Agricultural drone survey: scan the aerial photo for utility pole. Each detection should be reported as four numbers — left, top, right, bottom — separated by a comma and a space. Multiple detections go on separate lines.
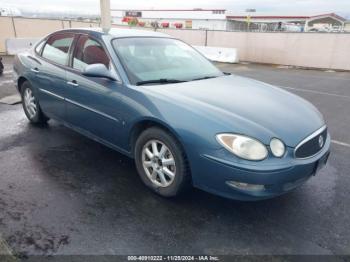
100, 0, 111, 31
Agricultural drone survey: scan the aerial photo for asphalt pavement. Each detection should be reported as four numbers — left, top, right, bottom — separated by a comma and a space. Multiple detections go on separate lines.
0, 56, 349, 258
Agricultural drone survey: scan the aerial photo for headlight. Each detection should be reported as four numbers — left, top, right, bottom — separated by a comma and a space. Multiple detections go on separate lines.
216, 134, 268, 161
270, 138, 285, 157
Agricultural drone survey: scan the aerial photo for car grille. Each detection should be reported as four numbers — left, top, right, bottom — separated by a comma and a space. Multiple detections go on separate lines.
295, 126, 327, 159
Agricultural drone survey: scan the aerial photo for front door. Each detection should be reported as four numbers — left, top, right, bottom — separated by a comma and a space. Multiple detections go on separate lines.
65, 34, 124, 145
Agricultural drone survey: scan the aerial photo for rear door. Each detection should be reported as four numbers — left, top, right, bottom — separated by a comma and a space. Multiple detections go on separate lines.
34, 33, 76, 121
65, 34, 124, 145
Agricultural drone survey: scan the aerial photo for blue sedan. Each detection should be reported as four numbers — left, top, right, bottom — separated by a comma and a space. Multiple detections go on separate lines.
13, 28, 330, 200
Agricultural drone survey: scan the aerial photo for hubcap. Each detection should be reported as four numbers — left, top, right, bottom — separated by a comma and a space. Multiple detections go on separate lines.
142, 140, 176, 187
23, 88, 37, 119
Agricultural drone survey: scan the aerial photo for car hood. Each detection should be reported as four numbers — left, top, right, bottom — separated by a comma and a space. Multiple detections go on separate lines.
141, 75, 325, 147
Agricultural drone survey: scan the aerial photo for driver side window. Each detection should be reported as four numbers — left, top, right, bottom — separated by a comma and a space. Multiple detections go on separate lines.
72, 35, 110, 71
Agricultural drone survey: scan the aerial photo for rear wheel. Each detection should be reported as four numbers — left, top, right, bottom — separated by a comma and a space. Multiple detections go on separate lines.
21, 81, 49, 124
135, 127, 191, 197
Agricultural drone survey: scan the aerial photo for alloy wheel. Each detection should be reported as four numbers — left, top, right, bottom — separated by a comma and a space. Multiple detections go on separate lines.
141, 139, 176, 187
23, 88, 37, 119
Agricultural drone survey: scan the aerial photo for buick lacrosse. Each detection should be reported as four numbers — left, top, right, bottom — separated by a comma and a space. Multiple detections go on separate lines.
13, 28, 330, 200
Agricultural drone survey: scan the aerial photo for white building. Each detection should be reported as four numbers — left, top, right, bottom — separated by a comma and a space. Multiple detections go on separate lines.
0, 6, 22, 16
112, 9, 347, 32
225, 12, 347, 32
111, 9, 228, 30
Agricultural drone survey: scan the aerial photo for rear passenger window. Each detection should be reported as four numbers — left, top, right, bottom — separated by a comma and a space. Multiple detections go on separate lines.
42, 33, 74, 66
72, 35, 110, 71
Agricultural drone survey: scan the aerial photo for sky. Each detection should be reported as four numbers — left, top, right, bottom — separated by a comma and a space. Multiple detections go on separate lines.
1, 0, 349, 18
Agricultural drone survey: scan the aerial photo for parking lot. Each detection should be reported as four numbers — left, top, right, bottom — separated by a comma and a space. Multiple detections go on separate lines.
0, 56, 349, 257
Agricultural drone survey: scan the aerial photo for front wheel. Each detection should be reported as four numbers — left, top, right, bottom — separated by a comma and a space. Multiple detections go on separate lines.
135, 127, 191, 197
0, 58, 3, 75
21, 81, 49, 124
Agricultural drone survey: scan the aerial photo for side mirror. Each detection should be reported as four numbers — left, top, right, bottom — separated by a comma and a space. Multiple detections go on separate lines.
82, 63, 116, 81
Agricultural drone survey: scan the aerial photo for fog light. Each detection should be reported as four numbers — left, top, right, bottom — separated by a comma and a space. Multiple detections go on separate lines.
270, 138, 285, 157
226, 181, 265, 191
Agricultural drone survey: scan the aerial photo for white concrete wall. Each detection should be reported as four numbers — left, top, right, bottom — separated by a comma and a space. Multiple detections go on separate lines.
6, 38, 40, 55
193, 45, 239, 63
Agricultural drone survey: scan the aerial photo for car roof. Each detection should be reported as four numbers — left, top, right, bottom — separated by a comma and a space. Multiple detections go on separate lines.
54, 27, 171, 39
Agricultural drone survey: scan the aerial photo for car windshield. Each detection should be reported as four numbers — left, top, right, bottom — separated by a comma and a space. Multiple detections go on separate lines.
112, 37, 223, 85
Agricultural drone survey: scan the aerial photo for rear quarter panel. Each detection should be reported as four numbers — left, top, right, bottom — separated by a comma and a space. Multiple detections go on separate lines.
13, 51, 38, 93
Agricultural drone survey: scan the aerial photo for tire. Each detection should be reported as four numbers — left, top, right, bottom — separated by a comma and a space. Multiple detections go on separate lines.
0, 58, 3, 76
135, 127, 192, 197
20, 81, 49, 124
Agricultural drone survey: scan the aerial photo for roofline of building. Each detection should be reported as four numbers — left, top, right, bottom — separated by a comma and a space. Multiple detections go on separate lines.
111, 9, 226, 12
226, 13, 346, 21
227, 15, 309, 19
309, 13, 346, 21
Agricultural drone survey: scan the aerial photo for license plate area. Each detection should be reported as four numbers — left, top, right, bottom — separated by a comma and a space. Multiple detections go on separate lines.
313, 151, 330, 175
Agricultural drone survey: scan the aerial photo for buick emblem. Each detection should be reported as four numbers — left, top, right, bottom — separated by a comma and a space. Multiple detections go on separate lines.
318, 135, 324, 148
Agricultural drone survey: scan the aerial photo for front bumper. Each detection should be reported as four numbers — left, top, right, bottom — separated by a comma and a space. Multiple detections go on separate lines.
191, 134, 331, 201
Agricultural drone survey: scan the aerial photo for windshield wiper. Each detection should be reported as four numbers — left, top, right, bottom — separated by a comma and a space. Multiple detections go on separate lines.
191, 75, 219, 81
136, 79, 187, 86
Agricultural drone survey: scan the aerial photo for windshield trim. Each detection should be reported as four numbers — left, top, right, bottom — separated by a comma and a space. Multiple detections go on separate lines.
110, 36, 223, 86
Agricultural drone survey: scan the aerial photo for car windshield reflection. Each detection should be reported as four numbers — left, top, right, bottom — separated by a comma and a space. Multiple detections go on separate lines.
113, 37, 223, 85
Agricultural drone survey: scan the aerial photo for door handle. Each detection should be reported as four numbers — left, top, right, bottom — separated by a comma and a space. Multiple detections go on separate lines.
67, 80, 79, 87
31, 67, 39, 73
